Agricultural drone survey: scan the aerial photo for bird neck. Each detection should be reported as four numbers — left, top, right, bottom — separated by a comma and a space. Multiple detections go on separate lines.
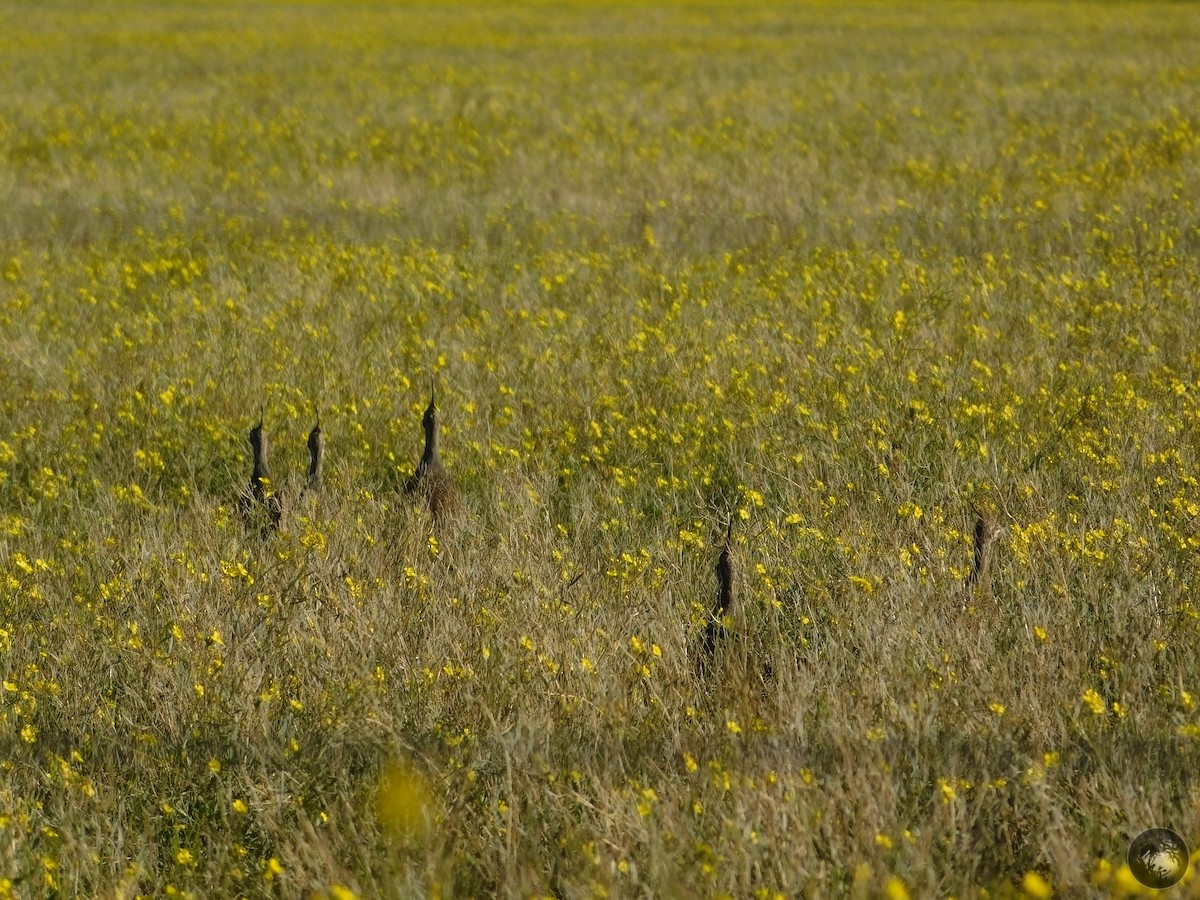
252, 441, 270, 482
422, 421, 439, 461
716, 549, 733, 612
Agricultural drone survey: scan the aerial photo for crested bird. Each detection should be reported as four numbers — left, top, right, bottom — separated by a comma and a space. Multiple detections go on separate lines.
965, 511, 1000, 590
404, 380, 457, 521
238, 410, 282, 533
299, 410, 324, 503
699, 519, 735, 671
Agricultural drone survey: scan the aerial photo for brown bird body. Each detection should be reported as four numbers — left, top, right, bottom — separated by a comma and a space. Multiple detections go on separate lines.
966, 512, 999, 589
404, 384, 457, 520
239, 414, 282, 532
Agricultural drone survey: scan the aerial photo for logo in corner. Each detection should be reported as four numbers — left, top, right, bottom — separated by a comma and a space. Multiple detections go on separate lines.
1128, 828, 1189, 890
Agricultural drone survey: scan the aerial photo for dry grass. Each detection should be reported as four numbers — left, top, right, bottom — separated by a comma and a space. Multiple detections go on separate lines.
2, 1, 1200, 897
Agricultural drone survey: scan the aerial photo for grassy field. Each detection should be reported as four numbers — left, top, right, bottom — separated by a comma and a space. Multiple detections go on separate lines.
2, 1, 1200, 896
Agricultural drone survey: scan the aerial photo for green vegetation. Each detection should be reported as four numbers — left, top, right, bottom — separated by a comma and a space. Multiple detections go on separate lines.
2, 1, 1200, 896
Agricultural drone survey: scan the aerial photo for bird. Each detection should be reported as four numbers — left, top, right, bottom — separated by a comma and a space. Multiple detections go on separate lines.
965, 510, 1000, 590
699, 519, 735, 672
238, 410, 282, 533
404, 380, 457, 521
299, 411, 324, 503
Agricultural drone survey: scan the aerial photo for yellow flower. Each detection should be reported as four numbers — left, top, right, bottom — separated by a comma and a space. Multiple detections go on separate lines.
938, 778, 956, 803
1081, 689, 1106, 715
376, 760, 431, 838
232, 799, 248, 814
1021, 871, 1052, 898
1112, 865, 1143, 894
848, 575, 875, 593
636, 788, 656, 818
885, 876, 910, 900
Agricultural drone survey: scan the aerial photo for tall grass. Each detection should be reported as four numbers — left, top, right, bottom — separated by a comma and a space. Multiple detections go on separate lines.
1, 2, 1200, 896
